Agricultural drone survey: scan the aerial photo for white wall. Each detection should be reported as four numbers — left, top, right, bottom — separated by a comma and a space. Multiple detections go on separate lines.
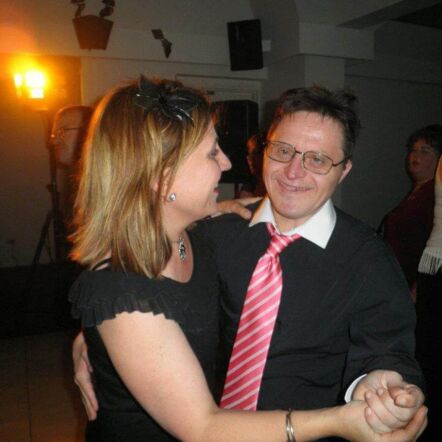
344, 74, 442, 228
2, 0, 442, 264
340, 21, 442, 227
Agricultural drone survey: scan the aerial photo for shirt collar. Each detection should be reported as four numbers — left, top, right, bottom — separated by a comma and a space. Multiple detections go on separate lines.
249, 197, 336, 249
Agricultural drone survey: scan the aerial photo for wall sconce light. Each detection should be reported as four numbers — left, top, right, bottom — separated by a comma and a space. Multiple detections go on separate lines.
13, 68, 49, 111
14, 71, 46, 99
71, 0, 115, 50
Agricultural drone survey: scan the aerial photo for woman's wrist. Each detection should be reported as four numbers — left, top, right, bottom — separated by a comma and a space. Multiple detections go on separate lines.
290, 406, 342, 441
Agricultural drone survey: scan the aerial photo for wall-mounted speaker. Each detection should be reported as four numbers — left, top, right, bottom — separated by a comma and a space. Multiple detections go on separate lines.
73, 15, 113, 50
213, 100, 259, 183
227, 19, 263, 71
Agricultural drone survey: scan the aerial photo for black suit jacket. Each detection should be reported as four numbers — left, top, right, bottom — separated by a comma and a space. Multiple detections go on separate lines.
199, 205, 423, 416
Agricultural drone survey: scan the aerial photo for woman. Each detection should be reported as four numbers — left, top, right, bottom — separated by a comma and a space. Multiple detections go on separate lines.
382, 126, 442, 300
69, 76, 425, 441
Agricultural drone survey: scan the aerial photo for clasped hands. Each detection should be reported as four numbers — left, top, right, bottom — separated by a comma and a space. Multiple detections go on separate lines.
351, 369, 426, 438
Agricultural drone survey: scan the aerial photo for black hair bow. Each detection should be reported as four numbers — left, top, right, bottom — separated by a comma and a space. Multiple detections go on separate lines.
134, 75, 203, 124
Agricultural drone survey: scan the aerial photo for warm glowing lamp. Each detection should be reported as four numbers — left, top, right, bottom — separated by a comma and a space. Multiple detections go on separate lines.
14, 69, 47, 100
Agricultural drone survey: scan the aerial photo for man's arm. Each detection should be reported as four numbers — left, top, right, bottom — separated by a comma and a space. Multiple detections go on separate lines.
343, 238, 425, 432
214, 197, 260, 219
72, 331, 98, 420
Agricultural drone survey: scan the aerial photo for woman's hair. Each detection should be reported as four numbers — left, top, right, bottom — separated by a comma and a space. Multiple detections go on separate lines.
70, 77, 211, 278
406, 124, 442, 156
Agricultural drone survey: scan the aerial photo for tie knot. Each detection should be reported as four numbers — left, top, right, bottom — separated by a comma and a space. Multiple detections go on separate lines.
266, 223, 300, 258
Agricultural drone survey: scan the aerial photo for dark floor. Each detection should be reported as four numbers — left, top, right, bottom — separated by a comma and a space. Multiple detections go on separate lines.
0, 330, 88, 441
0, 263, 87, 441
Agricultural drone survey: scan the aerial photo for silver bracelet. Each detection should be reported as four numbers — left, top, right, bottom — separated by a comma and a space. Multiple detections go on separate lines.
285, 409, 296, 442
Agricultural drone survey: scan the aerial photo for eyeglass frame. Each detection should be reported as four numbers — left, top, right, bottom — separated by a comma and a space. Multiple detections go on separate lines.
50, 126, 84, 140
264, 140, 349, 175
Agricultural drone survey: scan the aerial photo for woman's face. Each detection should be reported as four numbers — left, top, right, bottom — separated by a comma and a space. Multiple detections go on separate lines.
407, 138, 440, 183
168, 124, 231, 223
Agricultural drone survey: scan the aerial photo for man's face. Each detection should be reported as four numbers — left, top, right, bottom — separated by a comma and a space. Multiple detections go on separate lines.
264, 111, 352, 232
51, 111, 84, 168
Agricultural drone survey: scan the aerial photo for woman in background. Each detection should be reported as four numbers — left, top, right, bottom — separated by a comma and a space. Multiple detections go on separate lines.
382, 125, 442, 300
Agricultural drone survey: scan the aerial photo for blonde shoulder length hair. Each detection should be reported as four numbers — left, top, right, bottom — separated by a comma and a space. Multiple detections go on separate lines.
70, 78, 212, 278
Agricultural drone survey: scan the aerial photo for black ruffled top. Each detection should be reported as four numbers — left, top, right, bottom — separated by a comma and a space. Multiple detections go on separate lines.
69, 228, 220, 442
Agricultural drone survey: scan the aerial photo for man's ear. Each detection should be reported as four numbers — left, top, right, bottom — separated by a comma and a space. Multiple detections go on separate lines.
338, 159, 352, 184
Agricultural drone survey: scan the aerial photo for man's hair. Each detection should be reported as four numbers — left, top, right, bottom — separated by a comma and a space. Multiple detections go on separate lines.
268, 86, 361, 159
54, 105, 93, 136
247, 132, 266, 156
406, 124, 442, 156
70, 79, 211, 278
53, 105, 94, 163
56, 104, 93, 120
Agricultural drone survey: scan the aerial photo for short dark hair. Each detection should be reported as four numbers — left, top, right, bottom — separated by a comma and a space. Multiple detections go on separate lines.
406, 124, 442, 155
268, 86, 361, 160
247, 132, 266, 156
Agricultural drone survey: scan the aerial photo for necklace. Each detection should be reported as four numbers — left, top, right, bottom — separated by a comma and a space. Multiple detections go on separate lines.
171, 236, 187, 261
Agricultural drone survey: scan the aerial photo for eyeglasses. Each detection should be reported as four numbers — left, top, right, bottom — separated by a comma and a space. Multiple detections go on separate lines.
50, 126, 83, 140
265, 140, 347, 175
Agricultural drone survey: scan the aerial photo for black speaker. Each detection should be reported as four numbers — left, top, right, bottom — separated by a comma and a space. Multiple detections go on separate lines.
73, 15, 113, 50
227, 19, 263, 71
214, 100, 259, 183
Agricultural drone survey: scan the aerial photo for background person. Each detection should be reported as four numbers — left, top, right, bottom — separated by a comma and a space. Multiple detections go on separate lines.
381, 125, 442, 300
50, 105, 93, 244
238, 132, 267, 198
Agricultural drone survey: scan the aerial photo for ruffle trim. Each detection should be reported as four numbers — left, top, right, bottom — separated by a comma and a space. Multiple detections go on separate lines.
69, 274, 186, 328
418, 247, 442, 275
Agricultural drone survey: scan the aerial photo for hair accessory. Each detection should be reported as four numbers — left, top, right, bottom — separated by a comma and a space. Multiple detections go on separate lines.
285, 409, 296, 442
168, 193, 176, 202
134, 75, 203, 124
171, 236, 187, 261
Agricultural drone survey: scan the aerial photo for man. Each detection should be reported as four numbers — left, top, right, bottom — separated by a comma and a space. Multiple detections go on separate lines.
50, 106, 93, 322
73, 86, 425, 438
51, 105, 93, 232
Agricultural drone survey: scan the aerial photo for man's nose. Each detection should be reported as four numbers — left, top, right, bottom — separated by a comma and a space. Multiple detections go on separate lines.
285, 152, 305, 178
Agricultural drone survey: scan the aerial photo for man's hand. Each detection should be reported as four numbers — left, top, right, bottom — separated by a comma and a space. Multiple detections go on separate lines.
353, 370, 425, 433
73, 332, 99, 420
213, 197, 261, 220
341, 400, 427, 442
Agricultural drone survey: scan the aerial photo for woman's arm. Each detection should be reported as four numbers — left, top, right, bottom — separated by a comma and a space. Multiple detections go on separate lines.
97, 311, 426, 442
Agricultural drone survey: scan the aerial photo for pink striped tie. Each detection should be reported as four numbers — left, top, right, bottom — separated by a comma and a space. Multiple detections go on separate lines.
220, 223, 300, 410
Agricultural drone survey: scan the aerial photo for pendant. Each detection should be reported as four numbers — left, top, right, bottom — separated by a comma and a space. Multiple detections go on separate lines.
177, 237, 187, 261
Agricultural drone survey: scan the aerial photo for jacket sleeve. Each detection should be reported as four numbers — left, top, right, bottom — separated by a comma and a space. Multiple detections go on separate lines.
343, 238, 425, 392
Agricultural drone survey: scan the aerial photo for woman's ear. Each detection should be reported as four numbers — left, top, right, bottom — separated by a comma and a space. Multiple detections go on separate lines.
152, 167, 172, 197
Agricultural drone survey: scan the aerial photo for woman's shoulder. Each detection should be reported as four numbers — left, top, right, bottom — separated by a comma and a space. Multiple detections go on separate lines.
69, 269, 178, 328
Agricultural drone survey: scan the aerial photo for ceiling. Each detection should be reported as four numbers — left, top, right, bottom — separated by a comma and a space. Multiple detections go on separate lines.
395, 2, 442, 29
